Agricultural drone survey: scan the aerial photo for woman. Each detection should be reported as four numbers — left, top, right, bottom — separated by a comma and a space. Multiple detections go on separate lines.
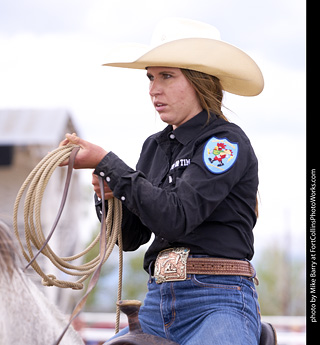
61, 18, 264, 345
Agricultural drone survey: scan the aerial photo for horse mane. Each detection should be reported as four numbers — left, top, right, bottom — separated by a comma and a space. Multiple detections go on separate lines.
0, 220, 22, 279
0, 220, 85, 345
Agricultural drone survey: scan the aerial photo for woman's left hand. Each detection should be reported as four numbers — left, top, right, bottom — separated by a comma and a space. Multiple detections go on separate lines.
59, 133, 108, 169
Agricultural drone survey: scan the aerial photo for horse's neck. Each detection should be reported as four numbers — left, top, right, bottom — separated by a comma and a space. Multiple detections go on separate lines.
0, 270, 84, 345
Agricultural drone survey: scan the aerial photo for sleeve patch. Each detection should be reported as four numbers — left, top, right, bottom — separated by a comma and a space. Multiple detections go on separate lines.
203, 137, 239, 174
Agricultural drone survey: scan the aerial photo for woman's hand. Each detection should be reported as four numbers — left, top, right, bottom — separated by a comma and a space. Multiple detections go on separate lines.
59, 133, 108, 169
92, 172, 114, 200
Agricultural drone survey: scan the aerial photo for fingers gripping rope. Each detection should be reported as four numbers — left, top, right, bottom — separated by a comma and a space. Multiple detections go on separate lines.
12, 144, 123, 342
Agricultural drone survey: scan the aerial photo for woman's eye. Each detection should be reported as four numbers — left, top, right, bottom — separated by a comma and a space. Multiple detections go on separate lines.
146, 73, 172, 81
146, 73, 154, 81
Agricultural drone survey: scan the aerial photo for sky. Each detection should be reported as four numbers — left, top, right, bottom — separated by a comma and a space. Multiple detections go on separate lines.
0, 0, 306, 260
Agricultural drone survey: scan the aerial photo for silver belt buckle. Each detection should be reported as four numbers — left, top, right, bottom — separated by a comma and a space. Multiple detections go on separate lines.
154, 247, 190, 284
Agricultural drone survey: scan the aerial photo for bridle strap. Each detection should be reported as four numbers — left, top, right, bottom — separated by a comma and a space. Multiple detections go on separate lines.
25, 146, 80, 271
53, 174, 111, 345
13, 145, 123, 345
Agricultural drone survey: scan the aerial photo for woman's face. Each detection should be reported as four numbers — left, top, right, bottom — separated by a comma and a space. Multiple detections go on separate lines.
147, 67, 202, 129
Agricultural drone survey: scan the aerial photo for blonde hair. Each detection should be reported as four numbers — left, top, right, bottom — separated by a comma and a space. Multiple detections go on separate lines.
180, 68, 229, 122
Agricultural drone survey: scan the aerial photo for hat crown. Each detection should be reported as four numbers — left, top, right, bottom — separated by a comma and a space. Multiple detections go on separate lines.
103, 17, 264, 96
150, 18, 221, 47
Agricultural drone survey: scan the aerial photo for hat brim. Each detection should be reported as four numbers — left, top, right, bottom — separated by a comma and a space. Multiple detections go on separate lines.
103, 38, 264, 96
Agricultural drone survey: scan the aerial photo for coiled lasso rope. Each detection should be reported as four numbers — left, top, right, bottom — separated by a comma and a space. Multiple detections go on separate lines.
13, 144, 124, 342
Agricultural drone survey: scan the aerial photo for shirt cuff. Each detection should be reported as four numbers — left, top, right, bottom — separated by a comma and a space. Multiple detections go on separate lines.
93, 151, 136, 202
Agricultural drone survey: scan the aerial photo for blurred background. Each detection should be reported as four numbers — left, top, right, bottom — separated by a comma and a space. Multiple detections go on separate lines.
0, 0, 306, 344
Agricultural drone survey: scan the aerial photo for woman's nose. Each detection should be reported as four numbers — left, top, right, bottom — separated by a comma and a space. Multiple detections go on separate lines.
149, 80, 162, 97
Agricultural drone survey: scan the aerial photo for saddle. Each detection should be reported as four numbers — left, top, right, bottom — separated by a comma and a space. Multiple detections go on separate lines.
105, 300, 277, 345
260, 322, 278, 345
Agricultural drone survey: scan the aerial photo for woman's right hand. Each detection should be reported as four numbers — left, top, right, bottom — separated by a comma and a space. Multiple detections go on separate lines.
92, 172, 114, 200
59, 133, 108, 169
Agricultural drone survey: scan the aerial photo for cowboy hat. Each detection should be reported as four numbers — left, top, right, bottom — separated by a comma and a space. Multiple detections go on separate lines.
103, 18, 264, 96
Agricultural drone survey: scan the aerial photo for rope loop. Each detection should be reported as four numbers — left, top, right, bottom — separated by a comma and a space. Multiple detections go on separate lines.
13, 143, 124, 341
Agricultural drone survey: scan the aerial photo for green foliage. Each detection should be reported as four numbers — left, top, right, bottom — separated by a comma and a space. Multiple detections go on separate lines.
254, 245, 306, 316
81, 226, 148, 312
122, 250, 149, 302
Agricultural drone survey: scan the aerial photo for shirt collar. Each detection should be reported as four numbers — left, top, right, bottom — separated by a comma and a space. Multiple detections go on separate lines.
173, 110, 217, 145
156, 110, 218, 146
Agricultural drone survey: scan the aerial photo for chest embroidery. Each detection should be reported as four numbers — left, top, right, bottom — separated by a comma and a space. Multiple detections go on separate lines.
203, 137, 238, 174
170, 158, 191, 171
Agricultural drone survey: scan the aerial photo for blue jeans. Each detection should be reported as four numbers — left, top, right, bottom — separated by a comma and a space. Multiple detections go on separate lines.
106, 274, 261, 345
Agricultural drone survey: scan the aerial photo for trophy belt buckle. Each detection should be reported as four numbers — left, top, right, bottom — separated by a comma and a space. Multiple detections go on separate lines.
154, 247, 190, 284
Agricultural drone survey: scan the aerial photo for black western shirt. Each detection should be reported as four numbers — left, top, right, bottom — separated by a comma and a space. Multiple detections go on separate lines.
94, 110, 258, 272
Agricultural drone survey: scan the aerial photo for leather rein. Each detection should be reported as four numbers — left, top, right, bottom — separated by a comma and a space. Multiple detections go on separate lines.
13, 144, 123, 344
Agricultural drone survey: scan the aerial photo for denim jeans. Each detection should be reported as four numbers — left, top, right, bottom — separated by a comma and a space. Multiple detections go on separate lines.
105, 274, 261, 345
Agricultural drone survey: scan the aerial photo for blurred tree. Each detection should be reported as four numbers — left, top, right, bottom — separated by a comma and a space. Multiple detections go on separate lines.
122, 249, 149, 302
82, 225, 148, 312
255, 245, 306, 316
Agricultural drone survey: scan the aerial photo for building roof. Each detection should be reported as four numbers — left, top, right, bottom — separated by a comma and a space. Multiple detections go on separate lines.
0, 109, 77, 146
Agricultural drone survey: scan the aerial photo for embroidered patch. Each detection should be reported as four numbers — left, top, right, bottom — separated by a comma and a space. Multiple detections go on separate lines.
203, 137, 238, 174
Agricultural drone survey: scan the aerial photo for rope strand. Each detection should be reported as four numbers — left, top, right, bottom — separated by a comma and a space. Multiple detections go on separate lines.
13, 144, 123, 342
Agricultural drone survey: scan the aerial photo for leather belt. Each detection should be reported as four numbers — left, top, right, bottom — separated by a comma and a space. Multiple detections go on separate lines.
186, 257, 255, 277
154, 248, 259, 285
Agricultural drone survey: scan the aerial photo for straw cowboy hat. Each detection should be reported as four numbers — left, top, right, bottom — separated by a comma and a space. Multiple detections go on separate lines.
103, 18, 264, 96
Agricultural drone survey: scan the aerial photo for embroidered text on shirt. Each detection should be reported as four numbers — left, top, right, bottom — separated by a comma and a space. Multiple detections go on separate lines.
170, 158, 191, 171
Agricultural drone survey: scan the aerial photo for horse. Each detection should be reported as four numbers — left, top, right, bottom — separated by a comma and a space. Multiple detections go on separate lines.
0, 220, 85, 345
